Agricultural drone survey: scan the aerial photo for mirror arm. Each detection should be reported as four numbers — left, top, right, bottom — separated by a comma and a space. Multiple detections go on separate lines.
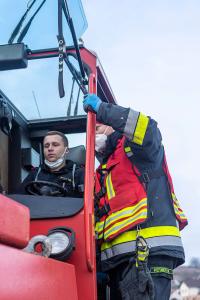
62, 0, 87, 84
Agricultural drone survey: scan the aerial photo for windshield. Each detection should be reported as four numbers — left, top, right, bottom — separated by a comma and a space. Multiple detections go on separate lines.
0, 0, 88, 120
0, 0, 88, 49
0, 57, 86, 120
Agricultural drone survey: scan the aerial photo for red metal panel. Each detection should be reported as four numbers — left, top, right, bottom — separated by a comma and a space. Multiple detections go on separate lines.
84, 74, 97, 272
0, 194, 30, 248
0, 244, 78, 300
30, 211, 97, 300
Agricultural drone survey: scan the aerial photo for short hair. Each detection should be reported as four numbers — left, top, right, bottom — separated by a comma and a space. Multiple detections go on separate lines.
44, 131, 68, 147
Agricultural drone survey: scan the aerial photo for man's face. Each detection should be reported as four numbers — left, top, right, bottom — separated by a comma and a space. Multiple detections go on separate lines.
43, 134, 66, 162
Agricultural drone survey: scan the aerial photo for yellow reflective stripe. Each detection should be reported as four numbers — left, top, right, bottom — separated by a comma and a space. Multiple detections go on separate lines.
106, 172, 115, 200
174, 208, 186, 218
97, 205, 147, 239
133, 113, 149, 145
103, 208, 147, 240
137, 250, 149, 261
96, 198, 147, 233
173, 205, 187, 218
98, 233, 103, 239
101, 226, 180, 251
172, 193, 187, 220
102, 164, 107, 169
171, 193, 176, 200
124, 146, 134, 158
124, 146, 131, 153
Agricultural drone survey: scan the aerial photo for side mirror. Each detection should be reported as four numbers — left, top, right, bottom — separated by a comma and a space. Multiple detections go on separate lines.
0, 43, 28, 71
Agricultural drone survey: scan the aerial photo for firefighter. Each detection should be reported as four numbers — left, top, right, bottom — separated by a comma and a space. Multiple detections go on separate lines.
83, 94, 188, 300
19, 131, 84, 197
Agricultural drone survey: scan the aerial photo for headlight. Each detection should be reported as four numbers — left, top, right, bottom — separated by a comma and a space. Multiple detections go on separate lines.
48, 232, 70, 254
47, 227, 75, 261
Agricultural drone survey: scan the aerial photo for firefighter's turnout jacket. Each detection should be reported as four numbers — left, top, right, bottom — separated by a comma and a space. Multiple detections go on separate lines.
95, 102, 188, 271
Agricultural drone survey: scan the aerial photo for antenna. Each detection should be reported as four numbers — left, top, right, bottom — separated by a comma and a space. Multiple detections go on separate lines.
32, 91, 41, 118
67, 77, 75, 116
74, 87, 80, 116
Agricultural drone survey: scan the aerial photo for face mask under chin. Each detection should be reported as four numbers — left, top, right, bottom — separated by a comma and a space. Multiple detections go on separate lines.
44, 148, 68, 170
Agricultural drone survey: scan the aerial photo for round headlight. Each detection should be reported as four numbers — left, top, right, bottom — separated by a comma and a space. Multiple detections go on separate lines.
48, 232, 70, 254
47, 227, 75, 261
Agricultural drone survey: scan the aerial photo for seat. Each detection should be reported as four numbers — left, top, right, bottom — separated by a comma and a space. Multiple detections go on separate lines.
67, 145, 86, 166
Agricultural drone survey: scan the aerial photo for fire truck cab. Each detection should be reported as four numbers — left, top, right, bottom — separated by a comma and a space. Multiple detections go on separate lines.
0, 1, 116, 299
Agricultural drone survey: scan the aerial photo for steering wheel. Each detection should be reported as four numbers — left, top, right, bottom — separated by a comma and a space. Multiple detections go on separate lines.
25, 180, 66, 196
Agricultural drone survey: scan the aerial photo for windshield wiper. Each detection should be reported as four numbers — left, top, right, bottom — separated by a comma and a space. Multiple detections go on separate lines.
8, 0, 47, 44
62, 0, 87, 84
57, 0, 88, 98
7, 0, 88, 99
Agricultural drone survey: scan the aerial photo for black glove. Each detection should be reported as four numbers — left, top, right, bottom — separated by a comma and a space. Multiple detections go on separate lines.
138, 262, 154, 300
119, 260, 154, 300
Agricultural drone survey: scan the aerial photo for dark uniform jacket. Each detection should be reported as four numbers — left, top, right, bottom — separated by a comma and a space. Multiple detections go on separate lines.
95, 102, 187, 272
19, 159, 84, 197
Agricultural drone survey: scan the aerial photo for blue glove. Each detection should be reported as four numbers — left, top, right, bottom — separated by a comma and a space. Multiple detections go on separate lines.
83, 94, 102, 113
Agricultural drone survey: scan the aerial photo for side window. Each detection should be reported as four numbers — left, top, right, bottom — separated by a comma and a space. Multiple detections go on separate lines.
0, 130, 8, 192
66, 133, 86, 148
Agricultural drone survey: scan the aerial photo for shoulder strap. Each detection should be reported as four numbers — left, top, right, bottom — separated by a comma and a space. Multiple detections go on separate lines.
34, 167, 41, 181
137, 169, 165, 184
124, 141, 165, 187
72, 163, 76, 190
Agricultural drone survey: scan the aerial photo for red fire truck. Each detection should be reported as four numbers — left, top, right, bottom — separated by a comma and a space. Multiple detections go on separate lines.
0, 1, 116, 299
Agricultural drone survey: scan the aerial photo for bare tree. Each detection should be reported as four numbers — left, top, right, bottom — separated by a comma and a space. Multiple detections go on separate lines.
190, 257, 200, 268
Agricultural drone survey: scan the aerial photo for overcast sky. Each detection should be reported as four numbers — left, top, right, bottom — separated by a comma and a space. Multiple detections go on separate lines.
81, 0, 199, 265
0, 0, 199, 265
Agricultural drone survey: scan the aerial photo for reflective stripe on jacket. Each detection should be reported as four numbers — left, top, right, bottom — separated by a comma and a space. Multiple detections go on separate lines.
95, 137, 148, 241
100, 226, 183, 262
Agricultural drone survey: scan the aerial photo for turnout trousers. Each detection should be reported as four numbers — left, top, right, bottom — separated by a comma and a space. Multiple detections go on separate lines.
98, 256, 173, 300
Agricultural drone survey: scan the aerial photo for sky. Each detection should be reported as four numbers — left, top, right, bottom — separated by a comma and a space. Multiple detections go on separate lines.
0, 0, 199, 264
81, 0, 199, 265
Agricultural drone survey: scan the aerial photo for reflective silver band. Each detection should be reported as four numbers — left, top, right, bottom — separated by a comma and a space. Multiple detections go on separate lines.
101, 236, 183, 261
124, 109, 140, 140
126, 151, 134, 157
